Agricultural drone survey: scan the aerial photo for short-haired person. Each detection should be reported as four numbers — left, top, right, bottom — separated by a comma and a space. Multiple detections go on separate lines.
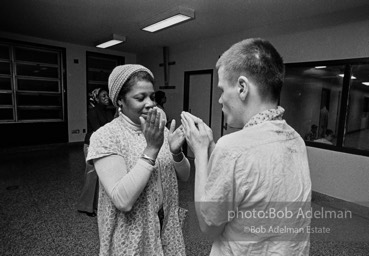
181, 38, 312, 255
87, 64, 190, 255
155, 90, 168, 125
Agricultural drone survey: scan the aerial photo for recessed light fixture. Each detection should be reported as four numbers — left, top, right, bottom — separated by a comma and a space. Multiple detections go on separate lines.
363, 82, 369, 86
96, 34, 127, 49
315, 66, 326, 69
141, 6, 195, 33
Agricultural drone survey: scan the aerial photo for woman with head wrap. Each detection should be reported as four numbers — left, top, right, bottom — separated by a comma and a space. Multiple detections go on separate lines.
87, 64, 190, 255
77, 88, 114, 217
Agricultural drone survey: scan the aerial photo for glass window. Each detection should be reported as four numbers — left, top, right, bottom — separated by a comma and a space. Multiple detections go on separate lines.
0, 92, 13, 105
15, 47, 58, 64
17, 79, 60, 92
343, 64, 369, 151
281, 65, 344, 146
16, 64, 59, 78
0, 108, 13, 121
0, 41, 64, 123
0, 61, 11, 74
17, 93, 62, 107
0, 45, 10, 60
0, 77, 11, 90
17, 108, 62, 121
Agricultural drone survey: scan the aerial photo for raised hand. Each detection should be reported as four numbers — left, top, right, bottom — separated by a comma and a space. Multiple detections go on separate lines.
168, 119, 185, 154
139, 107, 166, 158
181, 112, 210, 156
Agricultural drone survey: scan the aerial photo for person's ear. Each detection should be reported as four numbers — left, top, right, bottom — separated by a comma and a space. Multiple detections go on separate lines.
117, 98, 124, 108
237, 76, 249, 100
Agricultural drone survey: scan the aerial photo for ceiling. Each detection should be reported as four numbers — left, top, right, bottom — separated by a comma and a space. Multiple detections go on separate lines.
1, 0, 369, 54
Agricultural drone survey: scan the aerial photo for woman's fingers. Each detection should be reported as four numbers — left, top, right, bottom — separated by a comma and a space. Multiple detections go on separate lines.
153, 108, 160, 130
169, 119, 176, 134
139, 116, 146, 131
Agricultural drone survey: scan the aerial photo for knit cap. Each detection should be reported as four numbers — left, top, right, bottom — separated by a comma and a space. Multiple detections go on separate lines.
108, 64, 154, 107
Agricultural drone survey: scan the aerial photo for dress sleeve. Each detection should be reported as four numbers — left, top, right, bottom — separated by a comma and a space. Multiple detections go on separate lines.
86, 125, 120, 164
200, 146, 240, 226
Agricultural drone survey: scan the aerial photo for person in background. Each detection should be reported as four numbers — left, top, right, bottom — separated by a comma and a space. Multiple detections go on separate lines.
181, 38, 312, 255
314, 129, 335, 145
77, 88, 114, 217
304, 124, 318, 141
155, 90, 168, 126
87, 64, 190, 255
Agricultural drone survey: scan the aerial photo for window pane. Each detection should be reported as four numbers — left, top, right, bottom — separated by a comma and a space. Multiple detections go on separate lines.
87, 69, 110, 83
282, 65, 344, 146
343, 64, 369, 150
0, 77, 11, 90
0, 45, 10, 60
0, 93, 13, 105
0, 108, 13, 121
87, 56, 120, 82
0, 62, 10, 74
17, 93, 62, 107
17, 79, 60, 92
17, 108, 62, 120
16, 64, 59, 78
15, 47, 58, 64
88, 56, 118, 70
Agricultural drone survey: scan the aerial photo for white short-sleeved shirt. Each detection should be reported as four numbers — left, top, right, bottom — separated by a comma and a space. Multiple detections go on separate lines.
201, 107, 312, 256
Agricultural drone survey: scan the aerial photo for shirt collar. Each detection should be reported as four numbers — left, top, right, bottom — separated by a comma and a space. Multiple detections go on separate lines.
244, 106, 285, 128
118, 112, 142, 132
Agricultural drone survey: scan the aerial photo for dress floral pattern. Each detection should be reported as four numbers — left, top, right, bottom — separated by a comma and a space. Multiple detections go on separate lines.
87, 114, 186, 256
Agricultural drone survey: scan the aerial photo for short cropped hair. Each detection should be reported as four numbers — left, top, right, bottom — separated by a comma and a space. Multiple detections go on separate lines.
216, 38, 284, 102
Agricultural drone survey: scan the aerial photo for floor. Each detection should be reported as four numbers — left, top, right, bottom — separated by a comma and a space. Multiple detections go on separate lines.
1, 144, 369, 256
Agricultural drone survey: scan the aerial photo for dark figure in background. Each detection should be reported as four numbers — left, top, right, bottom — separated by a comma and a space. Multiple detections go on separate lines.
304, 124, 318, 141
77, 88, 114, 217
155, 90, 168, 125
314, 129, 335, 145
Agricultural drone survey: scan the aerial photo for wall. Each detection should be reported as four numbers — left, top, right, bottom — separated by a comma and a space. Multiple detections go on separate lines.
0, 32, 136, 144
139, 19, 369, 207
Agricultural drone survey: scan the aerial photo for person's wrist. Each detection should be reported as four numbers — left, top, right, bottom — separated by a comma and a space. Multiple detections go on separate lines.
141, 154, 156, 166
171, 149, 183, 156
143, 147, 159, 160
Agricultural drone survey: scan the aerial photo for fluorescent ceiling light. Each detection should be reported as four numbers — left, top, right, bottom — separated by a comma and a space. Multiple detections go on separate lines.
363, 82, 369, 86
315, 66, 326, 69
96, 34, 126, 49
141, 6, 195, 33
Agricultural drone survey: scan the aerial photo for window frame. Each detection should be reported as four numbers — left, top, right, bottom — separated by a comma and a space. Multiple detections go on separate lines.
0, 40, 65, 123
284, 57, 369, 157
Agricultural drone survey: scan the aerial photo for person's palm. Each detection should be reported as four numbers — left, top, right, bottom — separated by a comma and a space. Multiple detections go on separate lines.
168, 120, 185, 153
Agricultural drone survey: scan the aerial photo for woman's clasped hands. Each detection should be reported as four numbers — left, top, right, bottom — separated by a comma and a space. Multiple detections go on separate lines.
139, 107, 165, 155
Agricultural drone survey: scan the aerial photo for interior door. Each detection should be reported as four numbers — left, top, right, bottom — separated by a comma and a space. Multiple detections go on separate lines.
183, 70, 213, 158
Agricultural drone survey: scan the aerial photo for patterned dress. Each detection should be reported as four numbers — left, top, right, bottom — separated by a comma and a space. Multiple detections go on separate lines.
87, 114, 186, 256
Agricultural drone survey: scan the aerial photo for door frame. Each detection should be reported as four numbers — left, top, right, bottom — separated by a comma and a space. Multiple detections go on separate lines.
183, 69, 213, 156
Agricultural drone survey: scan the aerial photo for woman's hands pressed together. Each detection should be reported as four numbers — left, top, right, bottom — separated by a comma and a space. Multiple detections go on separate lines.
139, 107, 166, 159
168, 120, 185, 155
